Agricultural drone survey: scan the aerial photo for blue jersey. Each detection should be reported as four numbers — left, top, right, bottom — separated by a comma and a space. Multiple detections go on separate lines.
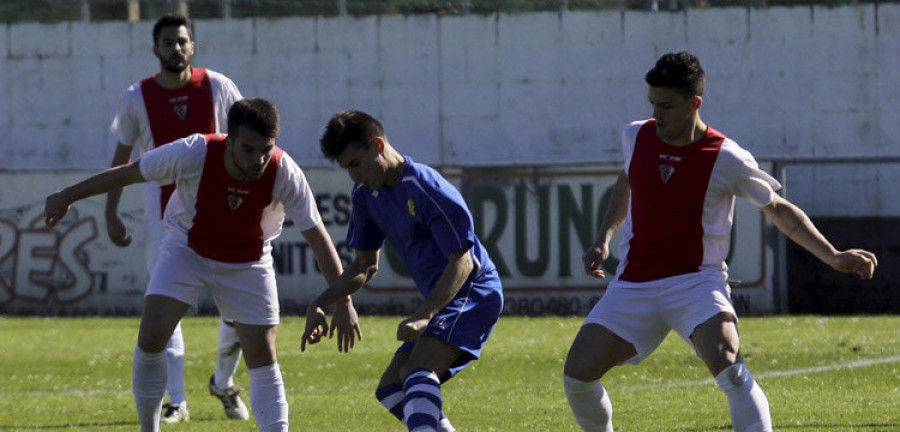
347, 155, 499, 297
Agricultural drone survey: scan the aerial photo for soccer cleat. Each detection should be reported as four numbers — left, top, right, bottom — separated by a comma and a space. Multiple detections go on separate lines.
208, 375, 250, 420
160, 402, 190, 423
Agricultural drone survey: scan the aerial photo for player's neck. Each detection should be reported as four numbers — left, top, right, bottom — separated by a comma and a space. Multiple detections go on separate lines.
667, 118, 707, 147
155, 67, 193, 89
384, 151, 406, 188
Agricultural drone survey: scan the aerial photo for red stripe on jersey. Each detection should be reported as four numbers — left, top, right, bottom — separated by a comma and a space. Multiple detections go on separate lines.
140, 67, 216, 218
187, 135, 284, 263
620, 120, 725, 282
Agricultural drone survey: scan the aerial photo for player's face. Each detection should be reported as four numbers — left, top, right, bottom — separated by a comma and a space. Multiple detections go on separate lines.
335, 141, 389, 190
154, 25, 194, 73
648, 86, 700, 145
226, 126, 276, 182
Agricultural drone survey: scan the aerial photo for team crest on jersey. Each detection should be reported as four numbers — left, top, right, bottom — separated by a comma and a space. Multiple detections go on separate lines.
406, 198, 416, 218
659, 164, 675, 184
227, 195, 243, 210
173, 104, 188, 120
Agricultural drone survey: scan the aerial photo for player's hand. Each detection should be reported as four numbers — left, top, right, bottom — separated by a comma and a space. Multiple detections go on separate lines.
301, 303, 328, 352
397, 316, 429, 342
330, 298, 362, 353
105, 212, 132, 247
582, 241, 610, 278
830, 248, 878, 280
44, 191, 71, 228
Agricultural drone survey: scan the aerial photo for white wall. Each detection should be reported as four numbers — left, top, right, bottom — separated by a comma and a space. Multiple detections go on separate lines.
2, 5, 899, 216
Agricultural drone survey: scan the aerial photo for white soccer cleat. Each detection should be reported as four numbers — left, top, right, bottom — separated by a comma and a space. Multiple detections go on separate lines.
160, 402, 190, 423
208, 375, 250, 420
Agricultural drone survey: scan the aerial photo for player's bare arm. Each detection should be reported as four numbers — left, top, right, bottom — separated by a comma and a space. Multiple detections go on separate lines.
583, 171, 630, 278
302, 249, 378, 352
300, 222, 361, 352
45, 162, 147, 228
104, 143, 136, 247
763, 195, 877, 279
396, 246, 474, 343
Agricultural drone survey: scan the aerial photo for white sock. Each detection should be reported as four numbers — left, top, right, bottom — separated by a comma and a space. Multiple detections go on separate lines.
715, 363, 772, 432
563, 374, 613, 432
165, 322, 186, 407
248, 363, 289, 432
214, 319, 242, 389
403, 368, 443, 432
133, 346, 167, 432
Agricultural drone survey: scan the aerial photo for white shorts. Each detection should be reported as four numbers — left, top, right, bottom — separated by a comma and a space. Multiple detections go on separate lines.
584, 270, 736, 365
147, 242, 280, 326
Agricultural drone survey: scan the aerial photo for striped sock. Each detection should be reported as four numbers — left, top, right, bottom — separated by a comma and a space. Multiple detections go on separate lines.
376, 383, 405, 421
402, 368, 442, 432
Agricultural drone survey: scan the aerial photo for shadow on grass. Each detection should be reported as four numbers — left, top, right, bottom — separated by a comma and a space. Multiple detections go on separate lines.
0, 421, 135, 430
685, 424, 900, 431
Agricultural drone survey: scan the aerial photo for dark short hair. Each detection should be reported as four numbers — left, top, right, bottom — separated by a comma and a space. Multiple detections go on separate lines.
645, 51, 705, 97
152, 13, 193, 46
319, 110, 386, 160
227, 98, 280, 139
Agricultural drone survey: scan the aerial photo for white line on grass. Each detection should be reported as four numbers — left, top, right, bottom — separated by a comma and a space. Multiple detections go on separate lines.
621, 355, 900, 391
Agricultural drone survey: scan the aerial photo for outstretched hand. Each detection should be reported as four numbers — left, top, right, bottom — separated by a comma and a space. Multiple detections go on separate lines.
301, 304, 328, 352
330, 300, 362, 353
830, 248, 878, 280
44, 191, 71, 228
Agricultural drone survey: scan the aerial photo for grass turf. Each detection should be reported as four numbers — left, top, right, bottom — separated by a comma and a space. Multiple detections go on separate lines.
0, 315, 897, 431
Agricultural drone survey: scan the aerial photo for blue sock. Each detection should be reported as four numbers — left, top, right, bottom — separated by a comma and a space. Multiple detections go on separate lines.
402, 368, 442, 432
376, 382, 405, 421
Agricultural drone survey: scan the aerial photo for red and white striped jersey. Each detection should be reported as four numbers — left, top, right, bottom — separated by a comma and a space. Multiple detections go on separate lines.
615, 119, 781, 282
110, 67, 242, 221
139, 133, 321, 263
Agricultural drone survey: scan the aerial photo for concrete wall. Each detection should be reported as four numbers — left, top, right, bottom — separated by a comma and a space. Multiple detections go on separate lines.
2, 5, 899, 217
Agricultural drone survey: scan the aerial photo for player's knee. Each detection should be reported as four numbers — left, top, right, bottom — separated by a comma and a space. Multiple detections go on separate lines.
564, 344, 616, 381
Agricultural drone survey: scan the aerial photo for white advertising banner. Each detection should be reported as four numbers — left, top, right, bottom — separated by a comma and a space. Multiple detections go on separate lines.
0, 165, 775, 316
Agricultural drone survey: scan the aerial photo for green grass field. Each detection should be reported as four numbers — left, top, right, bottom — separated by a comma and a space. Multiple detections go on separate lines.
0, 315, 897, 431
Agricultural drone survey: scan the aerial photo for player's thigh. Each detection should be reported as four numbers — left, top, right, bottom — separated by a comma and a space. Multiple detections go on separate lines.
138, 294, 191, 353
379, 349, 411, 388
234, 323, 278, 369
564, 323, 637, 381
400, 336, 464, 380
690, 311, 741, 376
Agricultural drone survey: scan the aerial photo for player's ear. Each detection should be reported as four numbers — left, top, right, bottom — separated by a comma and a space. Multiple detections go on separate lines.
692, 95, 703, 110
372, 137, 386, 154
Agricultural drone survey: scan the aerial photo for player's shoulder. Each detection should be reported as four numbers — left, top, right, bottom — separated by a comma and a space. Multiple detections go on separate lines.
203, 68, 237, 85
120, 79, 147, 100
403, 157, 448, 190
274, 148, 303, 174
622, 119, 651, 141
718, 137, 756, 163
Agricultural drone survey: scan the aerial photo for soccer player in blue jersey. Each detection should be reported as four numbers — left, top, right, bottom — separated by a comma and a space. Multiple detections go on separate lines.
302, 110, 504, 432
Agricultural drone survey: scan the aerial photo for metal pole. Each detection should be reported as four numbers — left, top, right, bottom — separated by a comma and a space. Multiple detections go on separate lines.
80, 0, 90, 21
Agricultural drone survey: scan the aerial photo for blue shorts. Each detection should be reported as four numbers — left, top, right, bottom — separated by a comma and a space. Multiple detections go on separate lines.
398, 272, 504, 380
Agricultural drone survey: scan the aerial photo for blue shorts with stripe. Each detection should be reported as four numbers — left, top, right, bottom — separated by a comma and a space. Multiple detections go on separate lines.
397, 269, 504, 380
